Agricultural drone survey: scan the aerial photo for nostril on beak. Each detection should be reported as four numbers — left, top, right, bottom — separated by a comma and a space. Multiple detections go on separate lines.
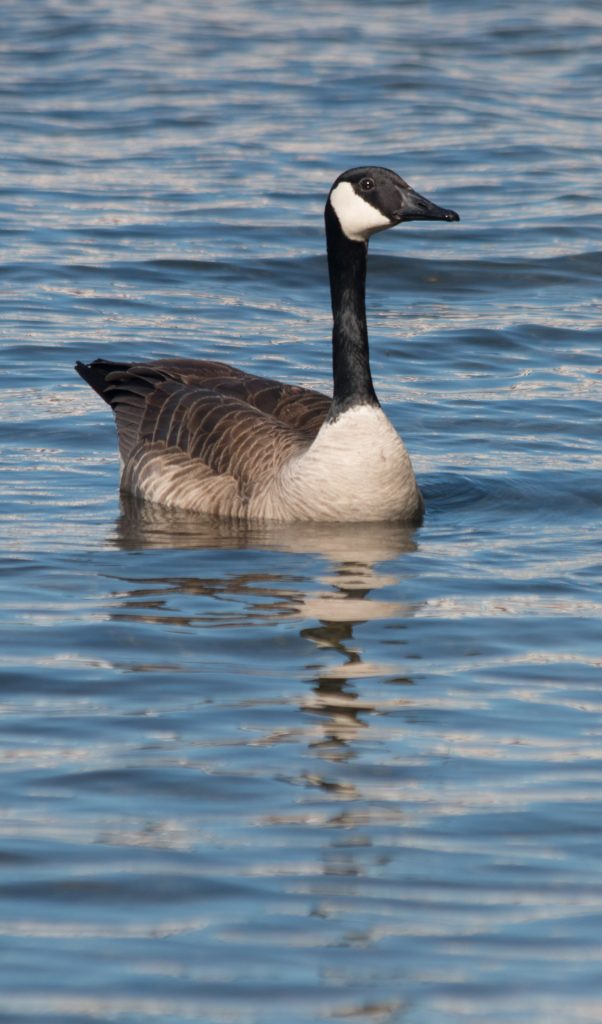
396, 187, 459, 223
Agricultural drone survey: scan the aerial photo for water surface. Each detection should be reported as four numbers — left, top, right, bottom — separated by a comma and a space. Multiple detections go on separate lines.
1, 2, 602, 1022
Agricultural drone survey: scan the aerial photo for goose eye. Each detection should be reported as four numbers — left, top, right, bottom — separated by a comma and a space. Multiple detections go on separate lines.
359, 177, 375, 192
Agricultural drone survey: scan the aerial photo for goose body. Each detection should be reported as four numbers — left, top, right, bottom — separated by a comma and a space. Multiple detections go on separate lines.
76, 166, 458, 523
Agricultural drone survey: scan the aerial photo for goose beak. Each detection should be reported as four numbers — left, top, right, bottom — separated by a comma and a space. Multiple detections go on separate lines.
393, 187, 459, 224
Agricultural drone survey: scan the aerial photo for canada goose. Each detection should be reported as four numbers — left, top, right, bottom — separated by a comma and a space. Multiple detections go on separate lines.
76, 166, 458, 523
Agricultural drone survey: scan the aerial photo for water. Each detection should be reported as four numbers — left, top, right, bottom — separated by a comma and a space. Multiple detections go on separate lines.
1, 1, 602, 1021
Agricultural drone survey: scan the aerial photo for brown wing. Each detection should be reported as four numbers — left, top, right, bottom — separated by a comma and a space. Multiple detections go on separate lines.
75, 358, 331, 495
140, 358, 331, 432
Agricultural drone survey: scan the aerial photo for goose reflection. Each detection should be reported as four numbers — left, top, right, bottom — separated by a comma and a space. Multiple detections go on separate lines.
112, 496, 420, 762
299, 576, 416, 767
114, 493, 418, 565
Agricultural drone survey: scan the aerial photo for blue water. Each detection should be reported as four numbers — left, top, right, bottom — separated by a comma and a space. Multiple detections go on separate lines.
1, 2, 602, 1022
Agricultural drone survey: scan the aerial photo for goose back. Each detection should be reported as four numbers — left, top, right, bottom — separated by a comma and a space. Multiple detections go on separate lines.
76, 358, 331, 517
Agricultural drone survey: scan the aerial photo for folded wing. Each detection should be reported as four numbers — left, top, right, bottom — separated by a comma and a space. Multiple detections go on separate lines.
75, 358, 331, 514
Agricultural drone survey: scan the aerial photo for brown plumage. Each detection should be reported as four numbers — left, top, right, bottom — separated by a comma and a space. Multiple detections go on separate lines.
75, 357, 332, 518
76, 165, 459, 522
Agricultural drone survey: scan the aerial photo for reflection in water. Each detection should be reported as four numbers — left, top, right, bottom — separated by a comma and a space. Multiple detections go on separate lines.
113, 494, 420, 758
114, 493, 419, 564
111, 495, 423, 927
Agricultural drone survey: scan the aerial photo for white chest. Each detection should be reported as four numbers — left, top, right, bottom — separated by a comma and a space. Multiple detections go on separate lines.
258, 404, 422, 522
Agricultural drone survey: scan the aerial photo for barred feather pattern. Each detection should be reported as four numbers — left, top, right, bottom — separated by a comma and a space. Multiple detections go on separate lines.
77, 358, 330, 518
76, 357, 422, 523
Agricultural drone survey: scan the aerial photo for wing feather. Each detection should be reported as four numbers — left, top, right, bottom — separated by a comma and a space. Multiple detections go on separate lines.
139, 358, 330, 431
75, 357, 331, 513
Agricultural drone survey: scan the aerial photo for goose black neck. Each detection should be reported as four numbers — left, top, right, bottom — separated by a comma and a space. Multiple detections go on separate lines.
325, 203, 378, 418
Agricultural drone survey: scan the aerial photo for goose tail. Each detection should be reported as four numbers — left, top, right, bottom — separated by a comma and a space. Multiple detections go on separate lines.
75, 358, 132, 404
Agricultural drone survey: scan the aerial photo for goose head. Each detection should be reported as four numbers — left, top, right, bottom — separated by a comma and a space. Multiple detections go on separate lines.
327, 165, 459, 244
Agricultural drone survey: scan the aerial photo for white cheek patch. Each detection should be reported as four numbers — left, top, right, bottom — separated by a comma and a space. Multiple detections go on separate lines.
329, 181, 393, 242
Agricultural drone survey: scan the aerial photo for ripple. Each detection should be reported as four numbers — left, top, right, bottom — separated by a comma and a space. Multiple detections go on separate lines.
2, 2, 602, 1023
